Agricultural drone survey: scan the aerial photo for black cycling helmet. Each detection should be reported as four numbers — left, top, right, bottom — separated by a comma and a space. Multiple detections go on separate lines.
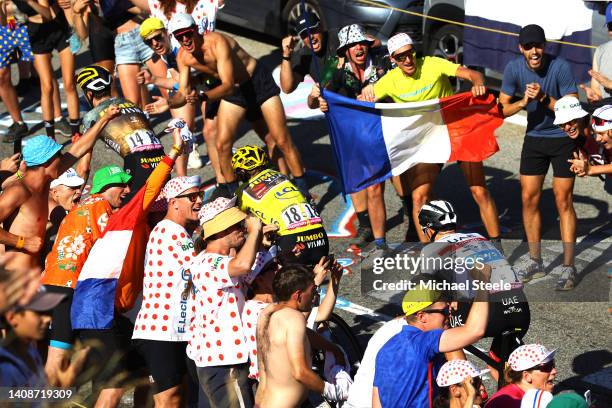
418, 200, 457, 240
77, 65, 112, 103
231, 145, 270, 180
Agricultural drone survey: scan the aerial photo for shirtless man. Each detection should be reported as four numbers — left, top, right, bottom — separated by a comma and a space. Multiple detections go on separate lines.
168, 13, 309, 199
256, 264, 347, 407
0, 106, 119, 272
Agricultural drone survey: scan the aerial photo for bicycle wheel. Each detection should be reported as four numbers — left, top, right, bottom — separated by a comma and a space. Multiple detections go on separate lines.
324, 313, 364, 376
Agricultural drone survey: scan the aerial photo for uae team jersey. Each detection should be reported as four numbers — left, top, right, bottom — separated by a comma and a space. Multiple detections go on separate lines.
241, 299, 269, 379
82, 97, 162, 157
237, 168, 323, 236
421, 232, 522, 298
187, 253, 249, 367
132, 219, 196, 341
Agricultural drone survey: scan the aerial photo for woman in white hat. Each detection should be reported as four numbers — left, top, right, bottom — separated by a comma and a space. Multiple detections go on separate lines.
485, 344, 557, 408
434, 359, 489, 408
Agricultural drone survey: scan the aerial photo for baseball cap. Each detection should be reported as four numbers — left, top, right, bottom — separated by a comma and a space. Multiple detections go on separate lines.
198, 197, 247, 239
401, 284, 442, 316
553, 96, 588, 125
387, 33, 413, 56
508, 344, 556, 371
90, 165, 132, 194
606, 3, 612, 24
18, 287, 66, 312
163, 176, 202, 199
295, 13, 320, 37
168, 13, 196, 35
22, 135, 62, 167
436, 360, 490, 387
521, 389, 554, 408
548, 393, 588, 408
50, 168, 85, 189
591, 105, 612, 131
140, 17, 166, 39
519, 24, 546, 46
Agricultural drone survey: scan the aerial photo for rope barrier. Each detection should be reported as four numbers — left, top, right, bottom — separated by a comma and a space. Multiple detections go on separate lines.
353, 0, 596, 49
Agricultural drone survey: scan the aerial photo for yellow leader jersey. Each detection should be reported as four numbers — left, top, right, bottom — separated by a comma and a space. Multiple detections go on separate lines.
237, 169, 323, 236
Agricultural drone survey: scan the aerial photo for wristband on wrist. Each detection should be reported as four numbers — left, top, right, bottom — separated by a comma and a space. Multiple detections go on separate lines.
282, 55, 292, 61
171, 144, 183, 154
15, 170, 24, 180
15, 235, 25, 249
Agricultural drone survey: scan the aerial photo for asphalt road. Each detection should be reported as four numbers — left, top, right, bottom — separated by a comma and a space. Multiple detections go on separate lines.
1, 22, 610, 405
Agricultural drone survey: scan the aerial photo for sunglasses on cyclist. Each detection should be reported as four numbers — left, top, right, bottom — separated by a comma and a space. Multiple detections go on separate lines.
144, 33, 165, 46
533, 360, 556, 372
175, 191, 204, 203
173, 28, 195, 41
421, 308, 450, 317
393, 49, 416, 63
522, 42, 544, 51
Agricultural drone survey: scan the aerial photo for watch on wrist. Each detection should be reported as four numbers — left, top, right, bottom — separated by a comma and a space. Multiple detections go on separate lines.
282, 55, 292, 61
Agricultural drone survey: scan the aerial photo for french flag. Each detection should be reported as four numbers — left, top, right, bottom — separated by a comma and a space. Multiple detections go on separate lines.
463, 0, 593, 83
70, 187, 147, 330
325, 91, 502, 194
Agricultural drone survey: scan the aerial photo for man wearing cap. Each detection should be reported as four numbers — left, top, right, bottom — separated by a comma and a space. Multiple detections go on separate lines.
1, 287, 88, 388
486, 343, 557, 408
187, 197, 276, 406
132, 175, 203, 408
138, 17, 203, 172
360, 33, 501, 246
41, 164, 132, 386
310, 23, 391, 250
498, 24, 579, 289
280, 12, 340, 94
371, 275, 490, 408
167, 13, 310, 200
435, 360, 489, 408
0, 105, 120, 273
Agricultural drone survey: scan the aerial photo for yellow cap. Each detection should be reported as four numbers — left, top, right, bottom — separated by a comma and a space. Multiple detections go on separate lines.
402, 286, 442, 316
140, 17, 166, 39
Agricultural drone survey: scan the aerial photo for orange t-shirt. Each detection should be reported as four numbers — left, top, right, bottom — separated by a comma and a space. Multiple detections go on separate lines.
41, 196, 112, 288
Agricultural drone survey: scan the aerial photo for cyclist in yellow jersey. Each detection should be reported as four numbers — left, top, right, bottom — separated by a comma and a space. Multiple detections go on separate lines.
232, 146, 328, 266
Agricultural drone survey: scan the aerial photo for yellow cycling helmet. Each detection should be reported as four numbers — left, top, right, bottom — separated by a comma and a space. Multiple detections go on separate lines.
231, 145, 269, 172
77, 65, 112, 96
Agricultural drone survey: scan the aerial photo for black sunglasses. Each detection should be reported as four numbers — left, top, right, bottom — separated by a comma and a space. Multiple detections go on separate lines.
393, 49, 416, 62
422, 308, 450, 317
174, 29, 195, 40
534, 360, 555, 373
144, 33, 165, 46
522, 42, 544, 51
175, 191, 204, 203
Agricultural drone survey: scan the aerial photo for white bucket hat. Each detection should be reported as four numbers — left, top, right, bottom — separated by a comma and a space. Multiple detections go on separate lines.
337, 24, 373, 56
553, 96, 588, 125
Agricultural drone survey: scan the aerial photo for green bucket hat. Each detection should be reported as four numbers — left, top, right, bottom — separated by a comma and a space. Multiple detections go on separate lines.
90, 165, 132, 194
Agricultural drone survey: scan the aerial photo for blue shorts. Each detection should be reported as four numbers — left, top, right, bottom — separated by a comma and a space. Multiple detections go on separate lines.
114, 26, 153, 65
0, 24, 34, 69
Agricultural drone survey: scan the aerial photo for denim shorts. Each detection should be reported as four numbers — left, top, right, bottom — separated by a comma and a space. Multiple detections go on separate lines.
114, 26, 153, 65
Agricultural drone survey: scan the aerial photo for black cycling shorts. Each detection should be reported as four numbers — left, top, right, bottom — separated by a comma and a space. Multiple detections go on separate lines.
276, 227, 329, 267
139, 340, 198, 393
27, 14, 71, 55
77, 315, 146, 389
123, 148, 166, 203
520, 136, 576, 178
45, 285, 75, 349
222, 63, 280, 122
88, 14, 115, 62
449, 288, 530, 361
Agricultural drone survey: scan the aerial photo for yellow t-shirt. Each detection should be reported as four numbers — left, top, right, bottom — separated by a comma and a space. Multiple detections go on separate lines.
373, 56, 460, 102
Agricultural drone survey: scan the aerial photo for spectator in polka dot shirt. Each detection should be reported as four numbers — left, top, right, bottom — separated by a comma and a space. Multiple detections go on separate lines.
132, 175, 203, 408
187, 197, 277, 407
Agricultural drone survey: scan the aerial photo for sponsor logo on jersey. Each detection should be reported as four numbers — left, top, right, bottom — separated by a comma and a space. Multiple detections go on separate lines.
274, 185, 302, 200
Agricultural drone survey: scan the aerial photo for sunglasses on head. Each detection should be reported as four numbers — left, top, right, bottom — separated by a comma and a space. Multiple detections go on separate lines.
421, 308, 449, 317
533, 360, 555, 372
173, 28, 195, 40
393, 49, 416, 62
522, 42, 544, 51
144, 33, 164, 46
175, 191, 204, 203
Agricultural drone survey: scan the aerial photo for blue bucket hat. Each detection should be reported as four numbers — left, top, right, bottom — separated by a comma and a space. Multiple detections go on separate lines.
22, 136, 62, 167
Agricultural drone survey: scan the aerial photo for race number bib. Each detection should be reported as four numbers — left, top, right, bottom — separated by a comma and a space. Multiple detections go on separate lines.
126, 129, 161, 152
281, 203, 321, 230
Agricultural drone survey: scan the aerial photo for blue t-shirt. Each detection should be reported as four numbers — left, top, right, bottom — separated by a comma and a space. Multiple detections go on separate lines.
0, 343, 46, 388
501, 55, 577, 138
373, 325, 444, 408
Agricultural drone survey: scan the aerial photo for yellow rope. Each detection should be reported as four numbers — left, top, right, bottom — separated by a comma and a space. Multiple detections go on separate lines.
354, 0, 596, 49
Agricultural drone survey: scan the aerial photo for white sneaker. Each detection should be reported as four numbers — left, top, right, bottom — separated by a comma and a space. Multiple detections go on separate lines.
187, 149, 203, 169
554, 265, 577, 291
514, 255, 546, 282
